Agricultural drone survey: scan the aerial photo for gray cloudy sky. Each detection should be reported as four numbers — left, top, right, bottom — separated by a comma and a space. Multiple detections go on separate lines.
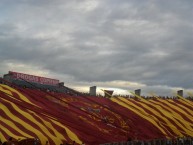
0, 0, 192, 96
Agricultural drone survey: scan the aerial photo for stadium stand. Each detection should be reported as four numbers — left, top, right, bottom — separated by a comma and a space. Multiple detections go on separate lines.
1, 72, 193, 145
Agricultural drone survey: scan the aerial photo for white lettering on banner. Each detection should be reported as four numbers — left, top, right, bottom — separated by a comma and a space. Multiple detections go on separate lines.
39, 77, 58, 85
9, 71, 59, 86
16, 73, 39, 83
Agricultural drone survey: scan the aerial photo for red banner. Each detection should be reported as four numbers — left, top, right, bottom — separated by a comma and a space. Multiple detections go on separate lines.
9, 71, 59, 86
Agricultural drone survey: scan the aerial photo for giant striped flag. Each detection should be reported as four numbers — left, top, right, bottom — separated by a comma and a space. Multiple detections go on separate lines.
1, 84, 193, 144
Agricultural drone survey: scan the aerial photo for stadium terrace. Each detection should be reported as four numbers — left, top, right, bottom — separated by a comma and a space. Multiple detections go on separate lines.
0, 71, 193, 145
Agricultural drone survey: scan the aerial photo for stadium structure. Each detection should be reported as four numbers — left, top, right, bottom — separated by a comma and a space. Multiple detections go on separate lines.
0, 71, 193, 145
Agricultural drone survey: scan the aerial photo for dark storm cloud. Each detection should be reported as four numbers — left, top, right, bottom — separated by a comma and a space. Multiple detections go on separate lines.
0, 0, 192, 95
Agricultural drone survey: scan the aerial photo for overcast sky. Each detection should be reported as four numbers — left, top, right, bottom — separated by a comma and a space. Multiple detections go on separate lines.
0, 0, 192, 96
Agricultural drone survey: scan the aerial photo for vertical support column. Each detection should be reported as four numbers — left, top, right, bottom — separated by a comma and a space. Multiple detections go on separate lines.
89, 86, 97, 96
177, 90, 183, 97
135, 89, 141, 96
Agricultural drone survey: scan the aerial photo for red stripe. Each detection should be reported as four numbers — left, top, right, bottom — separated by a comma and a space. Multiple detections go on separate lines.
114, 97, 167, 140
129, 99, 187, 137
150, 99, 193, 126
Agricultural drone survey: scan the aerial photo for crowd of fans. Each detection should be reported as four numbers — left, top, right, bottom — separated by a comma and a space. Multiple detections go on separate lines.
0, 138, 85, 145
100, 136, 193, 145
1, 136, 193, 145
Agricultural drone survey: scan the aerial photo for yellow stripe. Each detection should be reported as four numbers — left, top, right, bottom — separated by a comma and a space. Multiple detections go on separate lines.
152, 99, 193, 125
51, 119, 82, 144
0, 84, 40, 108
0, 124, 26, 140
147, 99, 193, 134
0, 132, 7, 143
129, 91, 142, 100
176, 95, 193, 106
167, 99, 193, 116
0, 116, 33, 138
111, 97, 168, 137
28, 110, 67, 142
0, 101, 48, 144
128, 92, 182, 134
0, 85, 13, 96
4, 99, 64, 145
177, 99, 193, 111
150, 99, 193, 136
0, 88, 23, 103
137, 99, 189, 136
41, 113, 58, 120
121, 98, 175, 136
149, 94, 193, 116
